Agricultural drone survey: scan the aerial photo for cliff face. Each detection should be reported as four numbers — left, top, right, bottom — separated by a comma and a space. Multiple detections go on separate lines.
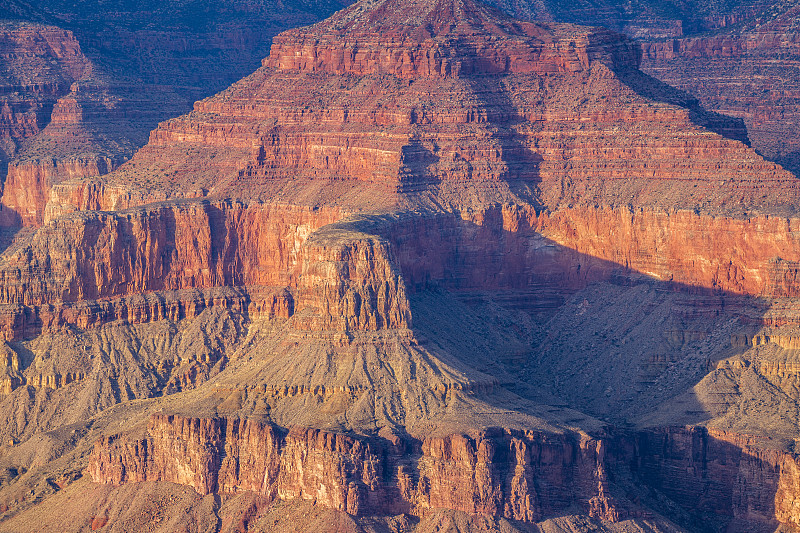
88, 414, 619, 523
2, 157, 121, 226
40, 203, 800, 529
374, 206, 800, 298
71, 0, 799, 219
7, 201, 800, 342
0, 201, 339, 306
294, 225, 412, 332
629, 427, 800, 528
86, 415, 800, 529
5, 0, 800, 531
265, 0, 640, 77
0, 0, 356, 229
0, 22, 161, 228
0, 23, 90, 162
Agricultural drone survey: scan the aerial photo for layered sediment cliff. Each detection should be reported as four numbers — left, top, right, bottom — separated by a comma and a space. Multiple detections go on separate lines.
87, 415, 800, 529
2, 156, 121, 226
7, 201, 800, 342
2, 0, 800, 531
629, 426, 800, 529
69, 0, 798, 218
0, 22, 90, 164
265, 0, 639, 77
88, 414, 619, 523
640, 3, 800, 175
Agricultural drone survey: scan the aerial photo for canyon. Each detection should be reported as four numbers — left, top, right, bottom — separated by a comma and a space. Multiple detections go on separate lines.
1, 0, 800, 532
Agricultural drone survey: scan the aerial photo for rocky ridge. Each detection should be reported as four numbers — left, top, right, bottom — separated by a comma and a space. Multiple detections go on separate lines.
0, 0, 355, 229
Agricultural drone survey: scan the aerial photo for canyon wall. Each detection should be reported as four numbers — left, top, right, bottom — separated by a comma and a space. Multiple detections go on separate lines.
628, 426, 800, 529
0, 201, 340, 306
92, 60, 791, 213
87, 414, 619, 523
86, 415, 800, 528
265, 6, 640, 78
2, 156, 122, 226
294, 226, 412, 331
639, 6, 800, 175
0, 23, 89, 147
383, 206, 800, 299
4, 1, 800, 530
67, 0, 796, 219
5, 202, 800, 340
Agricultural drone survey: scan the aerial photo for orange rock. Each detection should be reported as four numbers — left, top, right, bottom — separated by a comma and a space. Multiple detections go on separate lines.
87, 414, 622, 522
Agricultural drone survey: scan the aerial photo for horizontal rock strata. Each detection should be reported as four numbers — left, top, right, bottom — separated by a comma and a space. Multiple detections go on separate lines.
88, 414, 619, 522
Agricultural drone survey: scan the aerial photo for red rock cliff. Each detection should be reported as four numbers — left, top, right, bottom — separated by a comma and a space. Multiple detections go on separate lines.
0, 23, 89, 153
70, 0, 798, 217
630, 426, 800, 528
88, 414, 620, 522
2, 156, 121, 226
640, 3, 800, 175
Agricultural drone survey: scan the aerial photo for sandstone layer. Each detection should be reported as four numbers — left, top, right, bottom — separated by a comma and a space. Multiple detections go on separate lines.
81, 11, 800, 217
85, 415, 800, 530
0, 0, 356, 229
87, 414, 619, 522
0, 23, 90, 166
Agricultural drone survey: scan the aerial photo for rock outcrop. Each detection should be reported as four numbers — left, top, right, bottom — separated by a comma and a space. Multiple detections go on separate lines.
0, 0, 356, 229
86, 415, 800, 528
265, 0, 639, 77
629, 426, 800, 528
88, 414, 619, 523
66, 0, 799, 218
0, 23, 90, 162
2, 156, 121, 226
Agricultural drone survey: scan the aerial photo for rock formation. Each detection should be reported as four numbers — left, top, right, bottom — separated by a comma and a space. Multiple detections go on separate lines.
636, 1, 800, 176
1, 0, 800, 531
0, 23, 90, 173
0, 0, 354, 229
87, 414, 620, 522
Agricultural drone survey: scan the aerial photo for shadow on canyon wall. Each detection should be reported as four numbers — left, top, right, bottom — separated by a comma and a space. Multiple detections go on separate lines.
0, 205, 789, 532
342, 210, 793, 532
615, 66, 752, 146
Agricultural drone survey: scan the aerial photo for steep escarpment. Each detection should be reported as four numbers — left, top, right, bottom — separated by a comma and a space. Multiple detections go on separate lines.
626, 426, 800, 530
87, 414, 619, 522
2, 156, 122, 226
66, 0, 800, 219
0, 0, 358, 229
2, 202, 792, 529
0, 23, 90, 164
83, 414, 800, 530
10, 201, 800, 341
0, 201, 339, 307
356, 206, 800, 299
0, 22, 168, 228
265, 0, 639, 77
